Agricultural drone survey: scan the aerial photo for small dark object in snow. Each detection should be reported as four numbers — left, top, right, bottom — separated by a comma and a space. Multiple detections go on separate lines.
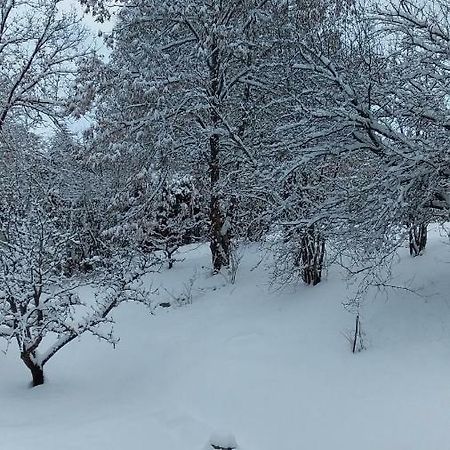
159, 302, 171, 308
209, 432, 237, 450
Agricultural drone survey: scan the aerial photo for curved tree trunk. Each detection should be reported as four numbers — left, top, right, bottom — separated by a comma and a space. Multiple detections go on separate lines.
21, 351, 44, 387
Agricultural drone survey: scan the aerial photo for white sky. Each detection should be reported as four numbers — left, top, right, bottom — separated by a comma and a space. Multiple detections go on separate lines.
59, 0, 116, 136
60, 0, 115, 56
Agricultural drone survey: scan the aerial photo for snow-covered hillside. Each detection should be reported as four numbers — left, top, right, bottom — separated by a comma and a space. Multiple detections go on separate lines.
1, 228, 450, 450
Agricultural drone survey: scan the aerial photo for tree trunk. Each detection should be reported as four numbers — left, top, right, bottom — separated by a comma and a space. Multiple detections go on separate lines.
21, 351, 44, 387
210, 196, 230, 272
166, 248, 174, 269
300, 226, 325, 286
409, 222, 427, 256
352, 314, 361, 353
208, 30, 230, 273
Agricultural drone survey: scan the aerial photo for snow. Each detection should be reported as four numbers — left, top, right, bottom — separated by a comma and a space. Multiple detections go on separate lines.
1, 229, 450, 450
208, 431, 238, 449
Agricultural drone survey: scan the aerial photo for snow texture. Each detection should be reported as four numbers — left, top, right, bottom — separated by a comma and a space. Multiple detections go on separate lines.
209, 431, 238, 449
1, 228, 450, 450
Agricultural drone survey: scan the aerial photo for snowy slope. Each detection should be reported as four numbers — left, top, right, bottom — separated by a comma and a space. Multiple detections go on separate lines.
1, 229, 450, 450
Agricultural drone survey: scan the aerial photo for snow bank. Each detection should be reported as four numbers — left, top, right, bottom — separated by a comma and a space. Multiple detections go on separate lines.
1, 230, 450, 450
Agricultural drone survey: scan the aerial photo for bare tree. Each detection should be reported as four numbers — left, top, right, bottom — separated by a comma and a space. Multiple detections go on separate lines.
0, 0, 157, 383
0, 135, 157, 387
279, 0, 449, 271
0, 0, 90, 131
79, 0, 283, 273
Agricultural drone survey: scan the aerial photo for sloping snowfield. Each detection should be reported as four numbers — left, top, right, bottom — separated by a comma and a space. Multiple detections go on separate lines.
1, 228, 450, 450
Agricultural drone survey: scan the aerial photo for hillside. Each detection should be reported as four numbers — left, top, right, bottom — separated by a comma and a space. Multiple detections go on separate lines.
1, 228, 450, 450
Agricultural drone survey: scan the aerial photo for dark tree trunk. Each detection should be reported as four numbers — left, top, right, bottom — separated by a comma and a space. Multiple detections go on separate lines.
352, 314, 361, 353
208, 31, 230, 273
300, 226, 325, 286
409, 222, 427, 256
21, 351, 44, 387
166, 248, 174, 269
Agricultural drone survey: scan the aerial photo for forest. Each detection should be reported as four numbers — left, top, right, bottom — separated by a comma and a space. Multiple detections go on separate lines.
0, 0, 449, 449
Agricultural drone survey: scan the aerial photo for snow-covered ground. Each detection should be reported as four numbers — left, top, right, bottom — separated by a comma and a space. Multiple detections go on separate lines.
1, 228, 450, 450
